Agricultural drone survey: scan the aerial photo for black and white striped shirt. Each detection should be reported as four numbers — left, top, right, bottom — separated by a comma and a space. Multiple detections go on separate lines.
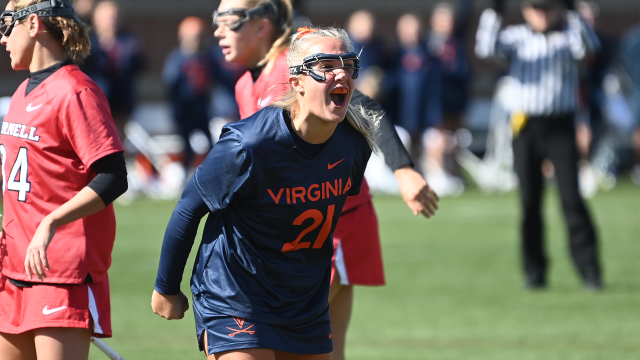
475, 9, 600, 116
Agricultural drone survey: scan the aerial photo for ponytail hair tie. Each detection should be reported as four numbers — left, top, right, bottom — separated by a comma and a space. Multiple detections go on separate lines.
296, 26, 318, 38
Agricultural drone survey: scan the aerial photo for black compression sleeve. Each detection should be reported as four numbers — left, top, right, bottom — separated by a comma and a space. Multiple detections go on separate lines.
88, 152, 128, 205
351, 89, 414, 171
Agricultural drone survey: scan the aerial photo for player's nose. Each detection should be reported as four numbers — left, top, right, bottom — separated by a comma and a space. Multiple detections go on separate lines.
333, 68, 348, 81
213, 26, 224, 39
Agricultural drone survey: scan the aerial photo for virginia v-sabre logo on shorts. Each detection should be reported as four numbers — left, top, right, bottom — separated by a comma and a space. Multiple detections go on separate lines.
227, 317, 256, 337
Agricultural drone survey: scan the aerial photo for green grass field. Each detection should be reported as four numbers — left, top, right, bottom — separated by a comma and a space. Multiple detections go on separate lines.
92, 182, 640, 360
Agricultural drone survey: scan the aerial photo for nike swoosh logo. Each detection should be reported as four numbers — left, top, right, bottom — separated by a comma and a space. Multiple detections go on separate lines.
328, 159, 345, 170
43, 306, 67, 315
26, 103, 43, 112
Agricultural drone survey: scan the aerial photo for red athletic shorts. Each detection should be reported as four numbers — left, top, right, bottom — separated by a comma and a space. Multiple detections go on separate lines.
0, 274, 112, 337
331, 200, 385, 286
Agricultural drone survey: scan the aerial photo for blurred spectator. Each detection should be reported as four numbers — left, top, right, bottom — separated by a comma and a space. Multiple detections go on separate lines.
427, 0, 471, 133
574, 1, 618, 196
576, 1, 611, 155
290, 0, 312, 29
476, 0, 602, 290
387, 13, 447, 191
620, 15, 640, 186
0, 97, 10, 121
73, 0, 95, 23
356, 65, 385, 102
83, 0, 145, 139
424, 0, 472, 195
346, 10, 387, 72
163, 17, 217, 174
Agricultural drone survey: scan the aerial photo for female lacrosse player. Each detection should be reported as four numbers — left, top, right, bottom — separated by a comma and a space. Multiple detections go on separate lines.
211, 1, 439, 358
0, 1, 127, 359
153, 27, 378, 359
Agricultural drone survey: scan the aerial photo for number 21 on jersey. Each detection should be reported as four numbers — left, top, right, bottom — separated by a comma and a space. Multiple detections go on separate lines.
0, 145, 32, 202
282, 205, 336, 252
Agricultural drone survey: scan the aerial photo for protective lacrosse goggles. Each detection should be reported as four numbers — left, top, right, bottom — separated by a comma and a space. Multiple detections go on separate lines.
289, 52, 362, 82
1, 10, 13, 37
1, 0, 74, 37
212, 2, 276, 31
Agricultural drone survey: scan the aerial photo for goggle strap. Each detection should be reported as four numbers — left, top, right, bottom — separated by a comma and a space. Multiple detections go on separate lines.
213, 3, 275, 28
247, 2, 275, 18
300, 52, 360, 65
12, 0, 74, 21
289, 65, 304, 76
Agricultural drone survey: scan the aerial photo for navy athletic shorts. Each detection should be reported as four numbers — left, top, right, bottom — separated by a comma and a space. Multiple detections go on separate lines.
193, 295, 333, 355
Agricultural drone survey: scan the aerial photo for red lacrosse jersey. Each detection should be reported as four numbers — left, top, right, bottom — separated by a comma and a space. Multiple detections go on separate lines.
235, 52, 289, 119
234, 52, 372, 212
0, 65, 124, 284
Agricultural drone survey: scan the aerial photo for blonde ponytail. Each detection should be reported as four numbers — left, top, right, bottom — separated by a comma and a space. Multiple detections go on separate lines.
239, 0, 294, 67
345, 104, 381, 155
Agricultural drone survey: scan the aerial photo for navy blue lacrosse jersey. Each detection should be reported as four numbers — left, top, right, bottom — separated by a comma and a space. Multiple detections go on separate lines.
190, 106, 371, 326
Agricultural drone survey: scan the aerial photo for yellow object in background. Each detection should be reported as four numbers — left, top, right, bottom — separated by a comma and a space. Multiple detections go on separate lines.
511, 111, 528, 137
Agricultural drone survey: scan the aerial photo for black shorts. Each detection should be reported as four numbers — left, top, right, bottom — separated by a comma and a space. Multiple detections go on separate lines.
193, 295, 333, 355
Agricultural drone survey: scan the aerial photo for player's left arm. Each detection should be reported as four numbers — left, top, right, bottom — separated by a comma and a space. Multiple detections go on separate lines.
351, 89, 439, 218
24, 187, 106, 281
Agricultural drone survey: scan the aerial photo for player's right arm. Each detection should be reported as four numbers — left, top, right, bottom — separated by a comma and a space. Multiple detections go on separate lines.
153, 126, 251, 320
152, 178, 209, 320
152, 290, 190, 320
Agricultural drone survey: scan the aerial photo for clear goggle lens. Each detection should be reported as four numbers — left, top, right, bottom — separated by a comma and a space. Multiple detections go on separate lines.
307, 65, 359, 81
212, 12, 246, 31
293, 53, 362, 81
212, 3, 274, 32
1, 11, 15, 37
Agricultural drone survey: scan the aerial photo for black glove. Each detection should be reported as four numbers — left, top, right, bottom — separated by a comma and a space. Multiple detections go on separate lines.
491, 0, 507, 14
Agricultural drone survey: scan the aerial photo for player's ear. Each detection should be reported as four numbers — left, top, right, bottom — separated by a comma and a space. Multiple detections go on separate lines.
27, 14, 41, 38
256, 18, 272, 38
290, 75, 304, 95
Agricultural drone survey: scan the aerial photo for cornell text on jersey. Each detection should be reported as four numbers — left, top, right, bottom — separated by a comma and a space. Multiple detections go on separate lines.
1, 122, 40, 142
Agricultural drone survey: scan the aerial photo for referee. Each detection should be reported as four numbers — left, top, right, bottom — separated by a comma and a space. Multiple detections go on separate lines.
475, 0, 602, 290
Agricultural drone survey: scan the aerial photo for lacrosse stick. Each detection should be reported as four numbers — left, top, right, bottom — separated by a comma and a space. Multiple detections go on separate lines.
91, 337, 126, 360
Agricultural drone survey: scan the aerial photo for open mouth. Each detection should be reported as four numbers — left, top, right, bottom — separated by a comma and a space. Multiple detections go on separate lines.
330, 88, 348, 108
